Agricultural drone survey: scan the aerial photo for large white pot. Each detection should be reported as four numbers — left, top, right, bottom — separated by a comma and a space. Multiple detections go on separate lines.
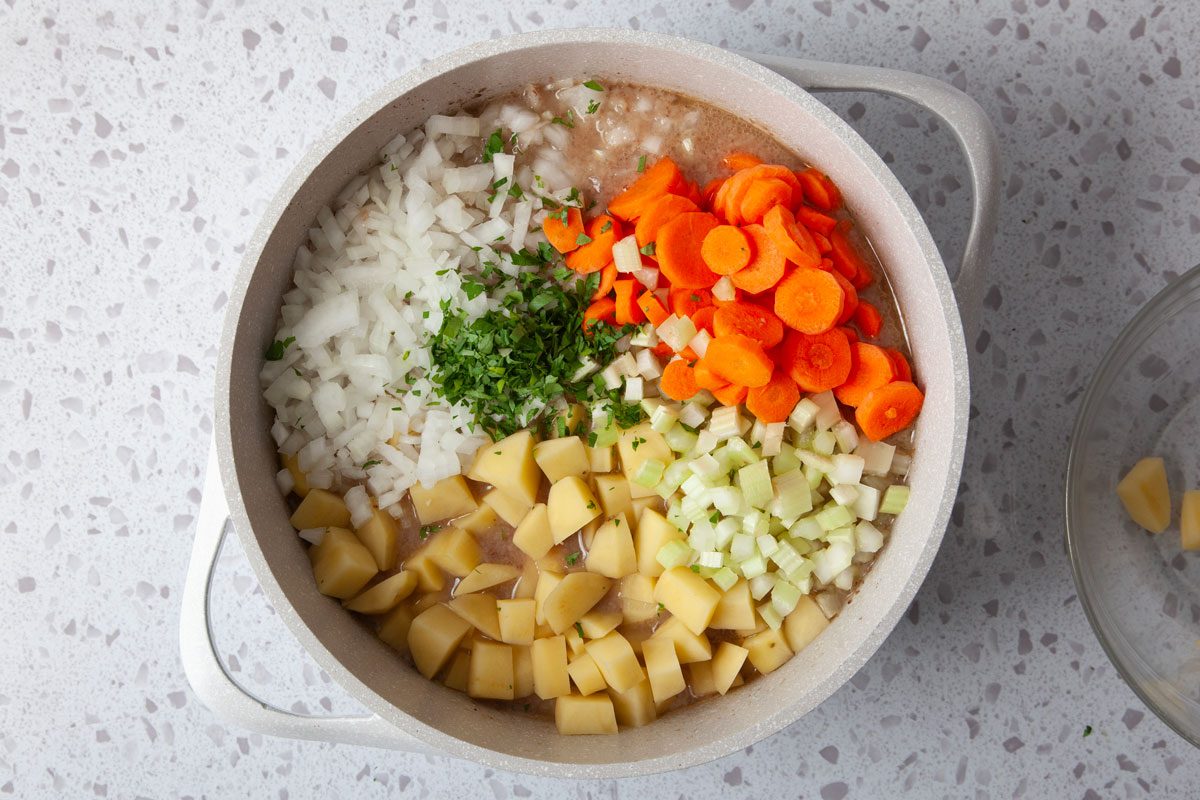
181, 28, 999, 779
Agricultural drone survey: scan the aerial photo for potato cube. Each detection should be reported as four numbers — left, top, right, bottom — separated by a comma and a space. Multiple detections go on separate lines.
467, 638, 515, 700
618, 573, 658, 624
455, 503, 499, 535
403, 542, 445, 592
498, 598, 536, 645
609, 678, 657, 728
587, 444, 614, 473
427, 527, 481, 577
376, 604, 414, 654
1184, 490, 1200, 551
629, 497, 661, 530
619, 623, 653, 656
412, 593, 439, 614
783, 596, 830, 653
467, 429, 541, 506
446, 593, 501, 640
567, 651, 607, 696
688, 660, 717, 697
409, 475, 478, 525
344, 570, 417, 614
443, 649, 471, 692
642, 636, 686, 704
534, 436, 590, 482
579, 610, 622, 640
711, 642, 750, 695
512, 644, 534, 697
743, 627, 793, 675
453, 562, 520, 596
534, 571, 564, 625
513, 558, 539, 599
585, 631, 643, 693
531, 635, 571, 699
543, 572, 613, 634
566, 625, 587, 655
634, 508, 685, 577
308, 527, 378, 599
555, 693, 618, 735
1116, 456, 1171, 534
708, 579, 756, 630
482, 488, 533, 527
654, 566, 721, 635
513, 503, 554, 559
282, 452, 310, 497
618, 423, 673, 499
547, 476, 602, 543
290, 488, 351, 530
651, 616, 712, 664
354, 507, 399, 571
408, 604, 473, 678
593, 474, 633, 520
552, 403, 587, 438
586, 514, 637, 578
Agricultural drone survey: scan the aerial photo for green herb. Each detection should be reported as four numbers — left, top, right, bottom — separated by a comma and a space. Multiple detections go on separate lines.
639, 242, 656, 256
657, 602, 665, 612
1083, 725, 1093, 738
689, 293, 701, 303
436, 268, 450, 276
586, 99, 600, 115
391, 406, 403, 411
565, 552, 580, 567
574, 621, 585, 638
752, 441, 761, 449
462, 279, 486, 300
679, 421, 698, 433
599, 220, 612, 233
509, 248, 544, 267
586, 501, 597, 510
419, 524, 441, 540
551, 109, 576, 129
292, 367, 303, 377
362, 460, 381, 469
576, 232, 593, 246
587, 431, 598, 446
481, 129, 505, 163
631, 436, 645, 451
492, 177, 509, 189
637, 155, 647, 173
583, 79, 605, 92
507, 183, 525, 200
564, 187, 581, 206
709, 511, 721, 524
264, 336, 295, 361
690, 564, 701, 573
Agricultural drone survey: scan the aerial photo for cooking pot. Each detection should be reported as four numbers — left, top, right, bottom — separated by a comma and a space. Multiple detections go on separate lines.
181, 28, 999, 778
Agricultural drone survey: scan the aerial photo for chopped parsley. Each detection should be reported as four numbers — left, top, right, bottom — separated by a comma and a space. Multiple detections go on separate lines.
586, 100, 600, 115
1083, 725, 1093, 738
551, 109, 576, 128
264, 336, 295, 361
583, 79, 605, 92
630, 436, 646, 451
419, 524, 441, 540
565, 551, 580, 566
576, 232, 593, 246
657, 602, 665, 612
639, 242, 656, 256
709, 511, 721, 524
481, 129, 505, 163
361, 460, 381, 469
636, 155, 647, 173
574, 622, 585, 638
690, 564, 701, 573
586, 501, 597, 510
599, 220, 612, 233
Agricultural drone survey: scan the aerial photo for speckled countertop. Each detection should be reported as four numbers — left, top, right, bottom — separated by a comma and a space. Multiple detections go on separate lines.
2, 1, 1198, 797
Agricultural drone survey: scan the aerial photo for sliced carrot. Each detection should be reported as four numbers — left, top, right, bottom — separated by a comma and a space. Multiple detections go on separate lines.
739, 179, 793, 225
702, 178, 726, 208
613, 279, 645, 326
660, 359, 699, 401
701, 225, 752, 275
634, 193, 699, 249
583, 297, 616, 331
763, 205, 820, 269
853, 300, 883, 338
656, 212, 721, 288
775, 328, 852, 393
608, 157, 686, 221
704, 334, 773, 388
796, 168, 842, 211
713, 301, 785, 348
834, 342, 897, 407
592, 262, 617, 301
886, 348, 913, 382
829, 226, 871, 286
566, 215, 623, 274
856, 381, 923, 441
746, 369, 801, 423
812, 231, 832, 255
722, 165, 802, 224
637, 290, 669, 326
840, 325, 859, 344
711, 382, 749, 406
691, 305, 717, 335
796, 206, 837, 237
773, 267, 845, 334
669, 288, 713, 318
651, 341, 675, 360
731, 224, 786, 294
542, 207, 585, 253
723, 152, 763, 171
693, 358, 729, 391
832, 270, 859, 326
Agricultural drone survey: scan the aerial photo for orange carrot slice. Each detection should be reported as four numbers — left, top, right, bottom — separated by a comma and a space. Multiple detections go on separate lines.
669, 287, 713, 318
566, 215, 622, 274
592, 262, 617, 301
773, 267, 845, 334
796, 206, 837, 237
739, 179, 794, 225
613, 279, 645, 326
711, 382, 749, 406
634, 193, 699, 249
637, 290, 669, 326
886, 348, 913, 382
853, 300, 883, 338
701, 225, 752, 275
713, 301, 785, 348
704, 334, 773, 388
731, 224, 786, 294
693, 358, 729, 391
763, 205, 820, 269
746, 370, 801, 423
834, 342, 897, 407
656, 212, 721, 288
660, 359, 699, 401
608, 158, 685, 221
583, 297, 616, 331
691, 305, 717, 335
775, 328, 852, 393
723, 152, 763, 171
796, 168, 842, 211
831, 270, 859, 326
543, 207, 585, 253
856, 381, 923, 441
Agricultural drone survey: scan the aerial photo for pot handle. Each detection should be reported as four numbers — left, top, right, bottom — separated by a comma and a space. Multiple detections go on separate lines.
180, 445, 434, 752
744, 53, 1001, 335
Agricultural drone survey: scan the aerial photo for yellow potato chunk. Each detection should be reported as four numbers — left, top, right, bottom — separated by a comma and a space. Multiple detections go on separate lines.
687, 660, 717, 697
482, 488, 533, 527
547, 476, 602, 543
654, 566, 721, 635
443, 649, 471, 692
585, 631, 643, 693
642, 636, 686, 704
534, 571, 564, 625
402, 542, 445, 592
651, 616, 712, 664
586, 514, 637, 578
531, 635, 571, 699
555, 693, 617, 735
497, 598, 536, 645
427, 527, 481, 577
513, 559, 539, 599
618, 573, 658, 624
354, 507, 399, 571
1116, 456, 1171, 534
742, 627, 793, 675
513, 644, 534, 697
513, 503, 554, 559
290, 488, 351, 530
455, 503, 499, 535
579, 610, 623, 640
467, 429, 541, 506
1183, 490, 1200, 551
708, 579, 756, 630
467, 638, 515, 700
376, 604, 415, 654
783, 595, 830, 653
411, 593, 439, 614
282, 452, 310, 497
408, 604, 473, 678
453, 562, 520, 596
587, 444, 614, 473
551, 403, 587, 438
543, 572, 613, 634
446, 593, 501, 640
617, 423, 673, 499
619, 623, 653, 656
409, 475, 478, 525
634, 509, 686, 577
534, 436, 590, 482
344, 570, 417, 614
629, 496, 661, 530
609, 678, 657, 728
711, 641, 749, 695
308, 527, 378, 599
566, 625, 587, 656
566, 651, 607, 696
593, 474, 633, 520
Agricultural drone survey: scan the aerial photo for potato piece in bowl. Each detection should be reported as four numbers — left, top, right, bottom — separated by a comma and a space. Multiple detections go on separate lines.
711, 642, 750, 695
468, 429, 541, 506
708, 579, 756, 630
534, 436, 590, 482
407, 604, 473, 679
742, 627, 793, 675
453, 562, 521, 596
290, 488, 351, 530
308, 527, 378, 599
409, 475, 478, 525
654, 566, 721, 635
497, 598, 536, 645
783, 595, 830, 653
354, 508, 399, 571
531, 635, 571, 699
617, 423, 672, 499
634, 509, 685, 578
585, 631, 644, 693
555, 693, 618, 735
547, 476, 602, 543
446, 593, 502, 640
376, 604, 415, 654
468, 639, 515, 701
513, 503, 554, 559
344, 570, 417, 614
586, 514, 637, 579
427, 527, 482, 577
543, 572, 613, 634
482, 488, 533, 527
608, 678, 657, 728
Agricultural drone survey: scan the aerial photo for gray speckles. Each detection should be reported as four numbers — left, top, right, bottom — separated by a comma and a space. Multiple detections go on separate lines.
819, 745, 839, 764
1041, 244, 1061, 268
17, 577, 35, 593
242, 29, 261, 51
94, 112, 111, 138
1003, 736, 1024, 753
1086, 9, 1107, 32
331, 36, 347, 52
1137, 354, 1168, 378
1, 159, 17, 178
1130, 16, 1146, 39
984, 18, 1006, 35
1163, 56, 1182, 78
317, 77, 337, 99
1122, 708, 1144, 730
723, 766, 742, 785
727, 0, 754, 10
910, 25, 930, 52
820, 782, 848, 800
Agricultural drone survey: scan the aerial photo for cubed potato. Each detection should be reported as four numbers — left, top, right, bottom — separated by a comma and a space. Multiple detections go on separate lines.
743, 627, 793, 675
579, 517, 602, 550
642, 636, 686, 704
708, 579, 756, 630
579, 610, 623, 640
551, 403, 587, 438
446, 593, 501, 640
585, 631, 643, 693
619, 623, 653, 656
498, 598, 536, 645
443, 649, 471, 692
547, 476, 602, 543
344, 570, 417, 614
376, 604, 415, 654
403, 542, 445, 592
617, 423, 673, 499
567, 651, 607, 696
687, 660, 717, 697
1116, 456, 1171, 534
587, 444, 614, 473
482, 488, 533, 527
618, 573, 658, 624
532, 635, 571, 699
593, 474, 633, 520
586, 514, 637, 578
308, 527, 378, 599
467, 638, 515, 700
566, 625, 587, 656
534, 436, 590, 482
512, 644, 534, 697
290, 488, 351, 530
467, 429, 541, 506
1184, 490, 1200, 551
408, 604, 473, 678
411, 592, 440, 614
354, 507, 399, 571
634, 508, 686, 577
555, 693, 618, 735
513, 558, 539, 600
282, 452, 310, 497
711, 641, 750, 695
543, 572, 613, 634
534, 571, 564, 625
453, 562, 520, 596
783, 596, 830, 653
629, 497, 661, 531
651, 616, 712, 664
409, 475, 478, 525
654, 566, 721, 635
427, 527, 481, 577
513, 503, 554, 559
455, 503, 500, 535
609, 677, 657, 728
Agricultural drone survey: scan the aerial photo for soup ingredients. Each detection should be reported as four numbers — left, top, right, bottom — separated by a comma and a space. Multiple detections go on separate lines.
1182, 491, 1200, 551
1116, 456, 1171, 534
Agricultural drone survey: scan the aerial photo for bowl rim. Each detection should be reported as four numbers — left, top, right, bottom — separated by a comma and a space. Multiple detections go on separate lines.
1065, 262, 1200, 750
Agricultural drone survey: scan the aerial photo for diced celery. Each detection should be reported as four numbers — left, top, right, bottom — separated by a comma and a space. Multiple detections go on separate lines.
749, 572, 777, 601
758, 602, 783, 630
890, 452, 912, 476
803, 463, 824, 490
772, 444, 802, 475
696, 565, 721, 579
688, 329, 712, 358
880, 485, 911, 515
680, 494, 711, 523
739, 554, 768, 579
697, 550, 724, 569
769, 540, 805, 575
829, 484, 860, 506
755, 534, 779, 558
785, 558, 815, 585
832, 567, 855, 591
792, 428, 816, 451
788, 537, 814, 556
725, 437, 759, 467
813, 430, 837, 456
629, 324, 657, 347
640, 396, 665, 415
714, 517, 740, 548
816, 504, 855, 531
797, 449, 836, 474
710, 486, 744, 517
656, 314, 697, 351
769, 469, 813, 519
761, 422, 786, 457
634, 458, 666, 488
768, 517, 788, 537
730, 533, 757, 562
811, 540, 854, 583
824, 526, 856, 549
832, 419, 859, 453
741, 509, 769, 538
687, 521, 716, 552
770, 580, 802, 617
664, 425, 699, 454
791, 572, 813, 595
691, 428, 719, 455
709, 406, 741, 440
658, 460, 691, 498
855, 440, 895, 476
788, 397, 819, 432
853, 484, 880, 521
738, 461, 773, 509
592, 423, 619, 448
829, 454, 865, 485
680, 474, 708, 497
690, 453, 722, 478
789, 516, 823, 542
809, 390, 842, 430
711, 566, 739, 592
650, 403, 679, 434
855, 520, 884, 553
666, 500, 690, 530
656, 539, 693, 570
624, 376, 645, 403
679, 401, 708, 429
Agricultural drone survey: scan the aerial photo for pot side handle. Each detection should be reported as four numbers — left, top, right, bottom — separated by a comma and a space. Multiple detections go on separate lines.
744, 53, 1001, 336
180, 445, 434, 753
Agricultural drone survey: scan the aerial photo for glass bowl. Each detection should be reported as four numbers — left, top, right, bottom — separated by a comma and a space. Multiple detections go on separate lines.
1067, 263, 1200, 746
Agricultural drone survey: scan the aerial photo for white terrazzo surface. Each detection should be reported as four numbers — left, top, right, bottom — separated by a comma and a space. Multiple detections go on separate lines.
3, 1, 1200, 797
